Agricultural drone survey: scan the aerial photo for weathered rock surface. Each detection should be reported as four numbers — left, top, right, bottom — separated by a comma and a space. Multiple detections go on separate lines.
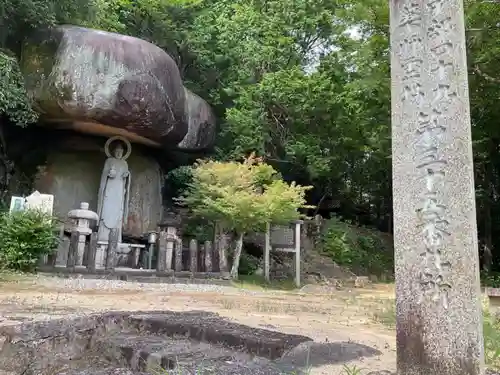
20, 25, 216, 152
178, 87, 216, 151
34, 142, 163, 238
0, 310, 313, 375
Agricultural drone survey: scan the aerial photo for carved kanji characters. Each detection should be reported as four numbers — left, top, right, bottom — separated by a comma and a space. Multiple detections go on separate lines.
402, 81, 425, 107
402, 58, 423, 81
398, 2, 422, 32
428, 16, 452, 39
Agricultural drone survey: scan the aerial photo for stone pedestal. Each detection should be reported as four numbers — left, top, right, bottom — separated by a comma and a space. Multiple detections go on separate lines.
66, 231, 79, 268
67, 202, 99, 268
87, 233, 98, 272
204, 240, 213, 272
95, 243, 107, 269
165, 227, 177, 271
174, 239, 183, 272
156, 232, 167, 272
96, 241, 145, 269
189, 239, 198, 273
55, 236, 70, 267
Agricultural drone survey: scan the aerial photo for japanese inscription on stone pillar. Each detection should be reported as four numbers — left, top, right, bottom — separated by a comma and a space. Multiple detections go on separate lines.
398, 0, 454, 308
394, 0, 470, 307
390, 0, 484, 373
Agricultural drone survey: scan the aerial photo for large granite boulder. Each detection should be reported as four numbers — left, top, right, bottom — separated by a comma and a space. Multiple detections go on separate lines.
178, 87, 216, 151
20, 25, 215, 151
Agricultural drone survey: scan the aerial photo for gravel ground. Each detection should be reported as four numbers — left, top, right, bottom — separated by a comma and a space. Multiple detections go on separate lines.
0, 274, 397, 375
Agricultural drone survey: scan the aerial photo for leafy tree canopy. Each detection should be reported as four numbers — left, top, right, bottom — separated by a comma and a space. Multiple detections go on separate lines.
179, 155, 311, 233
5, 0, 500, 274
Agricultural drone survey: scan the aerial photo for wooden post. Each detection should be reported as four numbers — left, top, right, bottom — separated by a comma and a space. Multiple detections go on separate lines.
204, 240, 213, 272
66, 230, 79, 269
189, 239, 198, 273
106, 229, 118, 270
264, 222, 271, 282
294, 221, 302, 288
86, 233, 98, 272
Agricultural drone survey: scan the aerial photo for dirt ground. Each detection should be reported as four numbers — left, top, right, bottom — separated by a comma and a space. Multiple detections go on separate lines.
0, 275, 397, 375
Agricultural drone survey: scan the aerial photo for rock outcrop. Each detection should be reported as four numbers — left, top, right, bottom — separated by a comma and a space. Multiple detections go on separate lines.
0, 310, 312, 374
20, 25, 216, 152
178, 87, 216, 151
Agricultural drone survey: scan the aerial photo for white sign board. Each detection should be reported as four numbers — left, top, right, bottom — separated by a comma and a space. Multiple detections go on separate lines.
24, 191, 54, 216
9, 196, 25, 213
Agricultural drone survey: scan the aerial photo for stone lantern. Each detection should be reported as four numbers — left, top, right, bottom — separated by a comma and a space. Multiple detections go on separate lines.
68, 202, 99, 267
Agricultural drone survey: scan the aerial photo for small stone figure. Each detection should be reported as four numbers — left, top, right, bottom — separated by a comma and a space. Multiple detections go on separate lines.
97, 136, 132, 244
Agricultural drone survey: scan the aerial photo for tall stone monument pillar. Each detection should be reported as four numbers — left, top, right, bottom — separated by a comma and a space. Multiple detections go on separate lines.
389, 1, 484, 374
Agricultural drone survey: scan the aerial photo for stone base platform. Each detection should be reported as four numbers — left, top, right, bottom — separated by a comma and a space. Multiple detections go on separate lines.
0, 310, 312, 375
37, 266, 232, 286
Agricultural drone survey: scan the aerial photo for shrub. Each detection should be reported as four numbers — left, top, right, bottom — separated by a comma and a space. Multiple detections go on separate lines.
164, 166, 193, 204
179, 155, 311, 279
236, 251, 260, 275
320, 216, 393, 277
0, 210, 59, 272
481, 271, 500, 287
484, 308, 500, 369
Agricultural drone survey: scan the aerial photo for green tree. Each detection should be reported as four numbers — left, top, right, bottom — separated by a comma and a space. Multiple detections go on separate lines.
0, 0, 97, 123
179, 155, 311, 279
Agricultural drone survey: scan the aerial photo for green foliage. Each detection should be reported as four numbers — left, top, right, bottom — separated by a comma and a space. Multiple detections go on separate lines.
482, 271, 500, 288
179, 155, 311, 233
185, 0, 392, 234
231, 274, 298, 291
0, 51, 38, 125
340, 365, 364, 375
179, 155, 311, 279
181, 216, 214, 243
0, 210, 59, 272
165, 166, 193, 203
5, 0, 500, 276
484, 309, 500, 369
0, 0, 98, 124
320, 217, 393, 276
234, 251, 259, 276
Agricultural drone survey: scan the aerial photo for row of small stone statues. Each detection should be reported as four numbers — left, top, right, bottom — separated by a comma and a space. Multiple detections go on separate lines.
42, 201, 228, 274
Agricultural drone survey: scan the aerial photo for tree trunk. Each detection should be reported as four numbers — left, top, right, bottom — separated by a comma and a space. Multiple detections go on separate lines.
0, 121, 12, 205
482, 143, 495, 272
230, 232, 244, 280
215, 222, 230, 275
483, 206, 493, 272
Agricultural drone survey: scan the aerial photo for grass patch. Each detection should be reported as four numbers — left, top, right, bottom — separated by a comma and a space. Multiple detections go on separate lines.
340, 365, 365, 375
484, 308, 500, 369
372, 297, 500, 370
372, 299, 396, 328
0, 269, 33, 283
231, 274, 298, 291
